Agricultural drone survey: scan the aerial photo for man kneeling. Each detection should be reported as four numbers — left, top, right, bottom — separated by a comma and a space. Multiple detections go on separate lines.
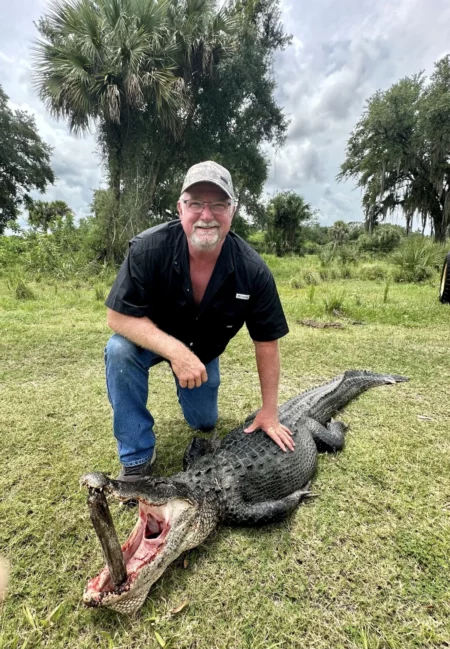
105, 161, 293, 482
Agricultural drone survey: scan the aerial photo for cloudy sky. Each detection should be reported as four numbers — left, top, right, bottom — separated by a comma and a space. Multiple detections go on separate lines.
1, 0, 450, 227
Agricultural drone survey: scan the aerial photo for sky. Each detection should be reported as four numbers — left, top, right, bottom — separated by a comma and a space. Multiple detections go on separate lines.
1, 0, 450, 227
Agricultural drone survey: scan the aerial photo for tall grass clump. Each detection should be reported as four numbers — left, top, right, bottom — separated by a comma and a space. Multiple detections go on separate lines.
94, 283, 106, 301
323, 290, 346, 315
339, 265, 354, 279
360, 264, 388, 281
15, 279, 36, 301
336, 244, 359, 266
5, 269, 36, 300
391, 237, 445, 283
317, 245, 335, 267
301, 270, 321, 286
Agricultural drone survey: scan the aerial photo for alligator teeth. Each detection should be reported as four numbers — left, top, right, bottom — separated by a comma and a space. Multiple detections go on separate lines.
87, 487, 127, 588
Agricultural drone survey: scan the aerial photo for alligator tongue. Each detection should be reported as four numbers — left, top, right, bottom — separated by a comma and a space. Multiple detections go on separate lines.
87, 487, 127, 587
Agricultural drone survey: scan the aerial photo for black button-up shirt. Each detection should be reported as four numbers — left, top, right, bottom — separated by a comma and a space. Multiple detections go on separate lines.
105, 220, 289, 364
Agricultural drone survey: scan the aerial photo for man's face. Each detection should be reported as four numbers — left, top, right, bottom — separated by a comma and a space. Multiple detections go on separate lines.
177, 182, 235, 252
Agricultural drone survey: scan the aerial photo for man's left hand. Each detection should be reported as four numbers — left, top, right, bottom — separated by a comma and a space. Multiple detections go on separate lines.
244, 408, 295, 452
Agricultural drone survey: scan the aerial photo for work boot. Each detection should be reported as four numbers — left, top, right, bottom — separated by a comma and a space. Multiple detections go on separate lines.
116, 449, 156, 483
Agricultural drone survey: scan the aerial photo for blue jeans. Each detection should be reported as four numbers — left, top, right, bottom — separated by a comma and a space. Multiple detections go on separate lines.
105, 334, 220, 466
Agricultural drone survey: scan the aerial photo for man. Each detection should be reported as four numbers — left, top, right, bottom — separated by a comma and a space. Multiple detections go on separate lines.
105, 161, 294, 482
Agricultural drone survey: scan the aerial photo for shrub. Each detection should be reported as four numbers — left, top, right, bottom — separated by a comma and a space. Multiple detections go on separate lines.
323, 290, 346, 314
5, 271, 36, 300
329, 266, 341, 280
15, 279, 36, 300
289, 277, 304, 289
247, 231, 267, 254
317, 245, 335, 267
336, 244, 359, 266
391, 237, 445, 283
301, 270, 321, 286
301, 241, 320, 255
0, 236, 28, 272
360, 264, 388, 281
339, 265, 354, 279
358, 225, 404, 254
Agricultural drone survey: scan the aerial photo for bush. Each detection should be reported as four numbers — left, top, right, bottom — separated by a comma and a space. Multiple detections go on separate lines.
301, 270, 321, 286
289, 277, 304, 289
323, 290, 346, 314
15, 279, 36, 300
336, 244, 359, 266
358, 225, 404, 254
339, 265, 354, 279
301, 241, 321, 255
317, 245, 335, 267
319, 265, 342, 282
360, 264, 388, 281
5, 270, 36, 300
247, 231, 267, 254
391, 237, 445, 283
0, 236, 29, 272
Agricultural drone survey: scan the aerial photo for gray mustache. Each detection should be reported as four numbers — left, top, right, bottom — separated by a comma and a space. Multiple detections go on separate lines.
194, 221, 220, 229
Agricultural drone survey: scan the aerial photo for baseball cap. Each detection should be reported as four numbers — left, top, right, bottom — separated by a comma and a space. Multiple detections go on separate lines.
181, 161, 234, 200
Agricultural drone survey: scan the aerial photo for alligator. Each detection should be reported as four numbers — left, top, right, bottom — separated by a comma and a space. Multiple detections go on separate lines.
81, 370, 408, 614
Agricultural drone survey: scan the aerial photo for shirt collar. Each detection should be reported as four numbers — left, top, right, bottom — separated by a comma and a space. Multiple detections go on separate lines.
172, 224, 235, 276
172, 224, 235, 310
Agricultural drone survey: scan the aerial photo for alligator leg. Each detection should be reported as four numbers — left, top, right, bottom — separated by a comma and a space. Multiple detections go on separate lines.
297, 416, 347, 452
183, 436, 221, 470
228, 486, 311, 526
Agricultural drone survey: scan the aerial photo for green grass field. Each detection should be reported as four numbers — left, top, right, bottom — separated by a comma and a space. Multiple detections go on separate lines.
1, 261, 450, 649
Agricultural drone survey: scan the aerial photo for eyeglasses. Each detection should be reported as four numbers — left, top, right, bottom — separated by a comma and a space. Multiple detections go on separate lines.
181, 199, 232, 216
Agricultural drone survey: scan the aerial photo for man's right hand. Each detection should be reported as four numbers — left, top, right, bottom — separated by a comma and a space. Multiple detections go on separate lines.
171, 349, 208, 389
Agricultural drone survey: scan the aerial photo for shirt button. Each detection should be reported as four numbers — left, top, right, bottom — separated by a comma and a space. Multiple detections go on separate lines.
189, 342, 194, 347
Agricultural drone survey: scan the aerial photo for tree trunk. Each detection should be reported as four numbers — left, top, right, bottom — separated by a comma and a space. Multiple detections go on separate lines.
365, 204, 377, 235
421, 211, 427, 236
433, 217, 447, 243
107, 166, 120, 264
102, 122, 123, 264
405, 212, 412, 236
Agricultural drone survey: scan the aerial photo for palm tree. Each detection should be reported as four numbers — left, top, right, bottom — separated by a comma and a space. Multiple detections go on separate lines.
266, 191, 313, 256
33, 0, 237, 261
330, 220, 350, 249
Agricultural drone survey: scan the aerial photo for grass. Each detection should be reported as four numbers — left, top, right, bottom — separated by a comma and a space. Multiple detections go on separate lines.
1, 259, 450, 649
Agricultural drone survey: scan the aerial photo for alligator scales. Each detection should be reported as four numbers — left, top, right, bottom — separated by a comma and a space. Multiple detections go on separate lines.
81, 370, 408, 614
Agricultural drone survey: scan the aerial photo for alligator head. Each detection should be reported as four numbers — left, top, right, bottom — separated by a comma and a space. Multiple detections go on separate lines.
80, 472, 219, 614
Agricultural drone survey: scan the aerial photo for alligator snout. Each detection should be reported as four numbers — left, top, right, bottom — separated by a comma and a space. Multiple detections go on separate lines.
80, 472, 111, 491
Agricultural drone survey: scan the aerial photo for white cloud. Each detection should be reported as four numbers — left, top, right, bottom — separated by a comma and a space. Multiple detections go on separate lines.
1, 0, 449, 227
0, 51, 13, 64
266, 0, 450, 224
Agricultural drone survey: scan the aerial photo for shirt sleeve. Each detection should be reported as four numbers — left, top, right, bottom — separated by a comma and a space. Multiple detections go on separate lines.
245, 269, 289, 342
105, 243, 152, 317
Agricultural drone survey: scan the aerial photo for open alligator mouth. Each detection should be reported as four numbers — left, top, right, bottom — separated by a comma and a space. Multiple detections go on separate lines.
83, 501, 172, 606
81, 474, 193, 609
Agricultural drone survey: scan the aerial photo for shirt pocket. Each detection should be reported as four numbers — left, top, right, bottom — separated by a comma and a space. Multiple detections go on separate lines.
213, 302, 248, 336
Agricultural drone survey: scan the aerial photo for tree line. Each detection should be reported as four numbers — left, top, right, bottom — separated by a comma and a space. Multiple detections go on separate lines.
1, 0, 450, 256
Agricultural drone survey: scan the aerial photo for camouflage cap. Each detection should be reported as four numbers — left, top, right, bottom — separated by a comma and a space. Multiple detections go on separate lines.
181, 161, 234, 200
